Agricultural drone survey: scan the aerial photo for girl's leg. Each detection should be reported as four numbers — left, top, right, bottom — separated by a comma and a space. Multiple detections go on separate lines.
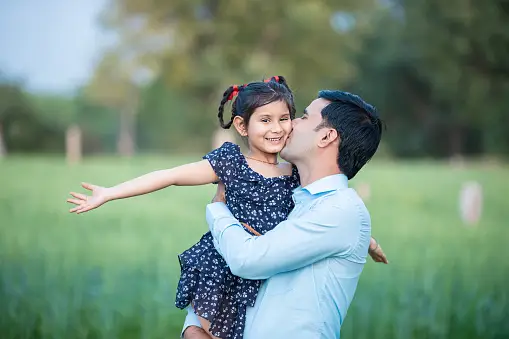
190, 302, 223, 339
183, 325, 210, 339
197, 316, 222, 339
182, 306, 210, 339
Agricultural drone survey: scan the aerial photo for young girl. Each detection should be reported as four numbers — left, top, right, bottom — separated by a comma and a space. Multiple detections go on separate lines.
67, 76, 297, 338
67, 76, 384, 339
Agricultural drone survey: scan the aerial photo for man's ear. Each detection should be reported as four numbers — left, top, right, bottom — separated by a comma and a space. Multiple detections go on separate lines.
232, 116, 248, 137
318, 128, 339, 148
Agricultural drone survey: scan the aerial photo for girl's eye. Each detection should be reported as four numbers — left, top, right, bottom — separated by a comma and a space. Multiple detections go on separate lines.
280, 118, 290, 121
261, 119, 269, 123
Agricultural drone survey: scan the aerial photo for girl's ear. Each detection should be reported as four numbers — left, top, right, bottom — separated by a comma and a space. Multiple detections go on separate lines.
233, 116, 248, 137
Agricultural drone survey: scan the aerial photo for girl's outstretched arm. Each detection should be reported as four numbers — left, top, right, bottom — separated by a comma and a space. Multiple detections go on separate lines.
67, 160, 218, 214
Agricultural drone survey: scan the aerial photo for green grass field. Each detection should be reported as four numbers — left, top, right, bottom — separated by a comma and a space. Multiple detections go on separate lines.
1, 155, 508, 339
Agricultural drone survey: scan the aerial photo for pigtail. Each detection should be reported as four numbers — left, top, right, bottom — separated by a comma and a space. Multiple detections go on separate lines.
263, 75, 284, 84
218, 86, 235, 129
218, 85, 244, 129
265, 75, 290, 90
275, 75, 288, 87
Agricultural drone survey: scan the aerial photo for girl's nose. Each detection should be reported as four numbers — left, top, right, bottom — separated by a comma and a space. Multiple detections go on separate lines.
271, 122, 283, 133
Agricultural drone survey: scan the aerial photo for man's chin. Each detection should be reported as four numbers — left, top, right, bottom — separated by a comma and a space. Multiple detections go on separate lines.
280, 146, 290, 162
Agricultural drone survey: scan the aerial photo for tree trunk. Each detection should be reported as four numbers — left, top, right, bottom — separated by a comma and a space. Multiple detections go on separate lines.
116, 92, 138, 157
449, 124, 463, 157
66, 124, 82, 164
212, 128, 235, 149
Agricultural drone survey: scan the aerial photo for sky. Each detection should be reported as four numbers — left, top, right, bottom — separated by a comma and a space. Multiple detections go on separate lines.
0, 0, 110, 94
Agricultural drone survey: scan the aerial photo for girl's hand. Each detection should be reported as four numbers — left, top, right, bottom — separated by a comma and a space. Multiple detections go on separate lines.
368, 237, 389, 264
67, 182, 110, 214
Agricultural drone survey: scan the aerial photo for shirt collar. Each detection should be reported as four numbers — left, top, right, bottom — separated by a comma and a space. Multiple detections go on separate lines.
302, 174, 348, 195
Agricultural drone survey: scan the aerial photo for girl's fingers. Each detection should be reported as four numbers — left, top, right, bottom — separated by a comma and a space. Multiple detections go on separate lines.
76, 206, 93, 214
70, 192, 87, 200
81, 182, 95, 191
67, 198, 83, 206
69, 206, 82, 213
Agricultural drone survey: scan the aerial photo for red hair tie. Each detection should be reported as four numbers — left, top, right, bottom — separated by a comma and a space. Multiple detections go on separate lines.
227, 77, 279, 101
264, 76, 280, 83
227, 85, 239, 101
226, 84, 248, 100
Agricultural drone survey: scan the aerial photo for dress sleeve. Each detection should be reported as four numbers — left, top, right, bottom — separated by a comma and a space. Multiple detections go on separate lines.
203, 142, 241, 185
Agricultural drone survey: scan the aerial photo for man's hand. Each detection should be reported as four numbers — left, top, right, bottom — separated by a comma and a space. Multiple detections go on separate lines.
183, 325, 210, 339
211, 181, 226, 203
368, 237, 388, 264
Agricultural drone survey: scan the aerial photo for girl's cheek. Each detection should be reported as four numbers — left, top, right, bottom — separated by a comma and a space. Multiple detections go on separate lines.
283, 121, 293, 132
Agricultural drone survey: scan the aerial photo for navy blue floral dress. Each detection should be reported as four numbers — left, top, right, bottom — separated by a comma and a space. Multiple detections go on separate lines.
175, 142, 300, 339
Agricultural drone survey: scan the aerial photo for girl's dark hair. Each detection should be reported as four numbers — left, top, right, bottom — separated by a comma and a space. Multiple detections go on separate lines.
217, 76, 296, 129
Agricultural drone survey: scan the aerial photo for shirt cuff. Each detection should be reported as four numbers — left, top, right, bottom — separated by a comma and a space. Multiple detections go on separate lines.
206, 202, 239, 236
181, 306, 202, 338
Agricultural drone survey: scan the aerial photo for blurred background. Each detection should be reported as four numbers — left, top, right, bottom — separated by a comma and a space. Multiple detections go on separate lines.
1, 0, 508, 338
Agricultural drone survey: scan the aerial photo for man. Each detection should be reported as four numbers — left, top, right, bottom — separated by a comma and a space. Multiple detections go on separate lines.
184, 90, 385, 338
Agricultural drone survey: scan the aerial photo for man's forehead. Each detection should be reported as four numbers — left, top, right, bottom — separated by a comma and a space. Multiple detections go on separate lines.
306, 98, 330, 116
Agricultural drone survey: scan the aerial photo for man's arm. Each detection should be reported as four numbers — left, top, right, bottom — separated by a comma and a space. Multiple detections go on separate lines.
206, 196, 367, 280
181, 307, 209, 339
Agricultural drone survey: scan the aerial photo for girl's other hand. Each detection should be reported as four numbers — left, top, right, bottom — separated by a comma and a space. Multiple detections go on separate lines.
368, 237, 389, 264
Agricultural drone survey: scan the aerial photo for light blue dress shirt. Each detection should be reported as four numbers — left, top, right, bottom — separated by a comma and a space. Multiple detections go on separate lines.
183, 174, 371, 339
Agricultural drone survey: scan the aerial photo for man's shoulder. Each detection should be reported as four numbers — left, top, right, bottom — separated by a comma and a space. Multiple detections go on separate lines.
316, 187, 367, 209
311, 188, 370, 223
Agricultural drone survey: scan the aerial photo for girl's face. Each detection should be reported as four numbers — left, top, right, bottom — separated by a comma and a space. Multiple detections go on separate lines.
234, 100, 293, 155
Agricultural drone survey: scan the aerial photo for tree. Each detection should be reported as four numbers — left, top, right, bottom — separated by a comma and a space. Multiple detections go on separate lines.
350, 0, 509, 157
92, 0, 377, 152
0, 74, 64, 153
85, 51, 152, 156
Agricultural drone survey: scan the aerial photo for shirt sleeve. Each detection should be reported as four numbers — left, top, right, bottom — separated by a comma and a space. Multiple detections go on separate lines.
180, 306, 202, 338
206, 196, 366, 280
